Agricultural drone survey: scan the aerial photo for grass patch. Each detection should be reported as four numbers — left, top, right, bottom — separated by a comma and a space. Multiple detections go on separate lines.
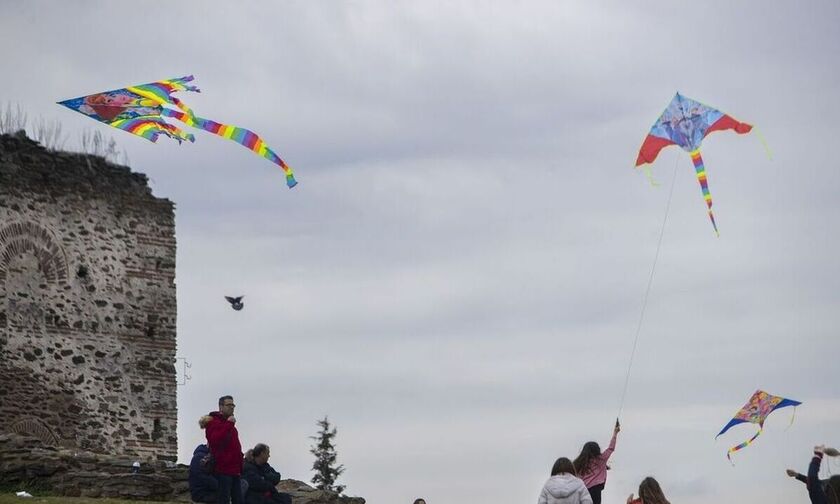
0, 496, 172, 504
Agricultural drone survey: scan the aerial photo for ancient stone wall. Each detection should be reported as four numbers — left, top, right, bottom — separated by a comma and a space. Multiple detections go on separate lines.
0, 132, 177, 461
0, 433, 366, 504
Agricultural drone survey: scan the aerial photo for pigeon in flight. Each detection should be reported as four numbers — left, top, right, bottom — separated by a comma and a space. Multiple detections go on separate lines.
225, 296, 244, 311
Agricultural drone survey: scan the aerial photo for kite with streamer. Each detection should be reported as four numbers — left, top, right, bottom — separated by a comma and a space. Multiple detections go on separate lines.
58, 76, 297, 188
635, 93, 754, 235
716, 390, 801, 462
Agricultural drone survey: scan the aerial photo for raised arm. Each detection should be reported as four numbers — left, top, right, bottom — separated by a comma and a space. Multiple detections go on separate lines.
806, 446, 826, 503
602, 420, 620, 461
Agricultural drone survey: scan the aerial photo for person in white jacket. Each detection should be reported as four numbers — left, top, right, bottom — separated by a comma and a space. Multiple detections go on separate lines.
538, 457, 593, 504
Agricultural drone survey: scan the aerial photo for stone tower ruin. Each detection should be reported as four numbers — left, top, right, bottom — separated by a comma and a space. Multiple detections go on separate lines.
0, 132, 178, 461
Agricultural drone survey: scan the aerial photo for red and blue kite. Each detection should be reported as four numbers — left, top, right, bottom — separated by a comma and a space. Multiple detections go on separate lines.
635, 93, 753, 235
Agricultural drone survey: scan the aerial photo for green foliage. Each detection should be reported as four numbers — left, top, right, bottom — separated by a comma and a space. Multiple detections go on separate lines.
310, 416, 346, 494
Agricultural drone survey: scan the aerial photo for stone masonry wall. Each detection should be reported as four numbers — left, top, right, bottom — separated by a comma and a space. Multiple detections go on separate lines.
0, 432, 366, 504
0, 132, 177, 461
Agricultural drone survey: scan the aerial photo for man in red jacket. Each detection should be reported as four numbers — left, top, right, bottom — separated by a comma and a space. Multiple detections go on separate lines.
205, 395, 244, 504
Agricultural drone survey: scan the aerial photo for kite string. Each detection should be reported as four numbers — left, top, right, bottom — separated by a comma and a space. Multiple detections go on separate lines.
617, 152, 681, 419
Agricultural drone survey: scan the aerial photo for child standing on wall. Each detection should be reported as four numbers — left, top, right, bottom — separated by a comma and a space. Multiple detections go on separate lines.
572, 419, 620, 504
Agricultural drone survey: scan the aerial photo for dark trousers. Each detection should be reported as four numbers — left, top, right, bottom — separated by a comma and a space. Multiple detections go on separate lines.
588, 483, 605, 504
217, 474, 243, 504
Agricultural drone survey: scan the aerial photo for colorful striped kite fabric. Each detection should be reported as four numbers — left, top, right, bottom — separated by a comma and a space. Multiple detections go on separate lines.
690, 149, 718, 235
636, 93, 752, 234
58, 75, 297, 188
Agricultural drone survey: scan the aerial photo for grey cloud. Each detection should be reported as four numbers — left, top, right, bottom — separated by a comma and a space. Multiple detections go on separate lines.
3, 1, 840, 503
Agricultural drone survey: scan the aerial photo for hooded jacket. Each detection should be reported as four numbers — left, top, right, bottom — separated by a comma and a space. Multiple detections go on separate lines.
188, 443, 219, 502
203, 411, 244, 476
537, 474, 593, 504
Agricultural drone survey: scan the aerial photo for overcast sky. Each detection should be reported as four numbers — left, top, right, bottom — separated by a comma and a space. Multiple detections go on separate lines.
2, 1, 839, 503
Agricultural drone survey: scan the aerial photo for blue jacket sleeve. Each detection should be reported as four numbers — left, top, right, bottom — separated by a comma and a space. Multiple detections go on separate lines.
807, 453, 826, 504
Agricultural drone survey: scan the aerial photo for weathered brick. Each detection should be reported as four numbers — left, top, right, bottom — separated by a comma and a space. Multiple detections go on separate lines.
0, 132, 177, 461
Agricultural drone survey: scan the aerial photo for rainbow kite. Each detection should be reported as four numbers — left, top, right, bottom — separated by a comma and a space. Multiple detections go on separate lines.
58, 76, 296, 188
716, 390, 801, 462
635, 93, 753, 235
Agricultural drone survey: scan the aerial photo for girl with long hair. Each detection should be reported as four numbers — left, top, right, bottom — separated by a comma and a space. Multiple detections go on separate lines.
572, 420, 620, 504
537, 457, 592, 504
626, 477, 670, 504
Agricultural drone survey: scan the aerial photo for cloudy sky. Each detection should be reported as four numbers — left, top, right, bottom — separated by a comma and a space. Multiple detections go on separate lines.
2, 1, 839, 503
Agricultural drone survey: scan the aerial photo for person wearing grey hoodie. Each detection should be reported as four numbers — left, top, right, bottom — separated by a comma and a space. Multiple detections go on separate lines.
538, 457, 593, 504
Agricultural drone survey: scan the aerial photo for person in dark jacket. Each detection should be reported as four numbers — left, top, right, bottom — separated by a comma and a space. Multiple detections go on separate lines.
205, 395, 245, 504
242, 443, 292, 504
787, 445, 840, 504
190, 441, 250, 504
189, 443, 220, 503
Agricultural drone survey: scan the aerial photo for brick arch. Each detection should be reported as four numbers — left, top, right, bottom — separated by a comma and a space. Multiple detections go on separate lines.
9, 417, 61, 446
0, 222, 68, 285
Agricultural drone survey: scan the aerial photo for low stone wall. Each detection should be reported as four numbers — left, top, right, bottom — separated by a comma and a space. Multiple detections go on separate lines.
0, 433, 364, 503
277, 480, 366, 504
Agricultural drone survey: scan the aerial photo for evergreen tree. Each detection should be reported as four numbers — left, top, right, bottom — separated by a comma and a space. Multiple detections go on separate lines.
310, 416, 346, 494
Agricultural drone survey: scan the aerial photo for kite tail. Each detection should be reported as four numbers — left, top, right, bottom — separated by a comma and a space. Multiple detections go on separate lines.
752, 126, 773, 160
110, 117, 195, 144
784, 405, 798, 431
727, 424, 764, 464
162, 108, 297, 188
689, 149, 718, 236
127, 75, 200, 113
641, 165, 660, 187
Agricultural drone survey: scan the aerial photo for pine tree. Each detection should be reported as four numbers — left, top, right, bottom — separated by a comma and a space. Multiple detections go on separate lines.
310, 416, 346, 494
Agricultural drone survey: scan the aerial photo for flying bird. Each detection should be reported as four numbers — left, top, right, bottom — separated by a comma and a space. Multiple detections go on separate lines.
225, 296, 244, 311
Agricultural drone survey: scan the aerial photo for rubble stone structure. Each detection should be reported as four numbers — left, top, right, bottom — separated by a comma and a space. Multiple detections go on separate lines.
0, 132, 177, 461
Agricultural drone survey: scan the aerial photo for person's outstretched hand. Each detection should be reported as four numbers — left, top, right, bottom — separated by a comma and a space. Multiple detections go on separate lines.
614, 418, 621, 434
626, 494, 635, 504
786, 469, 797, 477
815, 445, 826, 454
